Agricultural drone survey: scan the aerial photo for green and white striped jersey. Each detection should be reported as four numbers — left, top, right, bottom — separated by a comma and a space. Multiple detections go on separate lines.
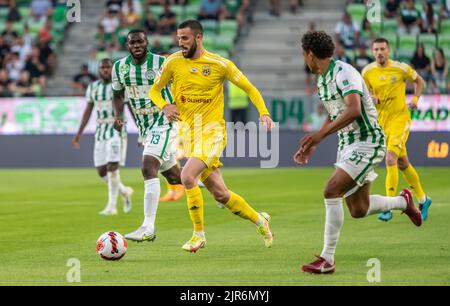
317, 59, 384, 151
112, 52, 173, 137
86, 80, 125, 141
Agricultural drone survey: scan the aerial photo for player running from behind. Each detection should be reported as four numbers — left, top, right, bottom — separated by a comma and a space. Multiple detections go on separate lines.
112, 29, 182, 242
149, 20, 274, 253
294, 31, 422, 274
72, 58, 134, 216
362, 38, 432, 222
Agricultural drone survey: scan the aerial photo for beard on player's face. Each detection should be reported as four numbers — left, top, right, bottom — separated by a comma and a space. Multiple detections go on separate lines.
183, 40, 197, 58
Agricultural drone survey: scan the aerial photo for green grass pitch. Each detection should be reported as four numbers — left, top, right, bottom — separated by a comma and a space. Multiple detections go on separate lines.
0, 168, 449, 286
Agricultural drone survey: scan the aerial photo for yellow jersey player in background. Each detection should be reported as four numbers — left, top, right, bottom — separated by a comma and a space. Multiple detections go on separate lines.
149, 20, 274, 253
362, 38, 432, 222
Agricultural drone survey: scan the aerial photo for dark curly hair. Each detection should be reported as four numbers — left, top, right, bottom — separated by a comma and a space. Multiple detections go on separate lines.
301, 31, 335, 59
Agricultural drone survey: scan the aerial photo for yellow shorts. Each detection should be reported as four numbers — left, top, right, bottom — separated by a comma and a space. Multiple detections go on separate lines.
183, 131, 226, 182
383, 119, 411, 157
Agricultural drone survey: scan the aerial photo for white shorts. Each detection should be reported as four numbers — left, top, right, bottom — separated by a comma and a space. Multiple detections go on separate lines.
143, 124, 178, 173
335, 141, 386, 197
94, 135, 127, 167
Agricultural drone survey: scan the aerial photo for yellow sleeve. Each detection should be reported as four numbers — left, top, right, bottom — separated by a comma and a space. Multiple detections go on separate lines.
403, 63, 418, 82
224, 59, 270, 117
149, 56, 174, 109
361, 68, 373, 93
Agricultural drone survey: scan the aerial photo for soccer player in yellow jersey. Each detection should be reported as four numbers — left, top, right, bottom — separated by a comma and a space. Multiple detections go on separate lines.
362, 38, 432, 222
149, 20, 274, 253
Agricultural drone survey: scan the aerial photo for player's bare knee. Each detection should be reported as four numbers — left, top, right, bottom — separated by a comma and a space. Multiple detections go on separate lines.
212, 188, 229, 204
107, 163, 119, 172
141, 166, 158, 180
181, 172, 197, 189
398, 157, 410, 171
324, 182, 344, 199
349, 206, 367, 219
386, 152, 398, 167
165, 173, 181, 185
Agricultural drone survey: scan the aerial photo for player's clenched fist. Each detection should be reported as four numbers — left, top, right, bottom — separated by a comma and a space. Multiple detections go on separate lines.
163, 104, 180, 122
114, 118, 124, 132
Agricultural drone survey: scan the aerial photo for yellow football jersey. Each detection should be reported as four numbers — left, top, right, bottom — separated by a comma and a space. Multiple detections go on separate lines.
362, 60, 417, 126
149, 50, 269, 129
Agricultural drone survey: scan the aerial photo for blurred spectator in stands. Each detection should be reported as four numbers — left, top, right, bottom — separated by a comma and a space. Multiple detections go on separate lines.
384, 0, 400, 19
10, 36, 32, 65
199, 0, 223, 21
37, 35, 55, 77
411, 43, 432, 90
101, 7, 122, 37
335, 12, 360, 49
168, 32, 180, 54
158, 2, 177, 35
1, 21, 18, 46
360, 18, 377, 48
421, 1, 438, 33
0, 69, 13, 97
335, 43, 353, 64
122, 0, 142, 26
0, 0, 8, 8
354, 47, 372, 72
0, 37, 10, 68
87, 48, 99, 75
24, 46, 46, 90
228, 81, 249, 124
144, 10, 158, 35
31, 0, 53, 22
441, 0, 450, 18
151, 37, 165, 54
223, 0, 250, 29
96, 25, 109, 50
38, 19, 53, 45
431, 48, 448, 93
7, 0, 21, 22
72, 64, 97, 96
5, 52, 23, 81
269, 0, 281, 17
308, 103, 327, 131
146, 0, 164, 4
398, 0, 421, 35
12, 71, 36, 97
106, 0, 123, 12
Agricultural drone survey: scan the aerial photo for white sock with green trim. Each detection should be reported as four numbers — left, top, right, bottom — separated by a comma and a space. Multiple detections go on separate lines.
365, 195, 407, 216
142, 178, 160, 233
321, 198, 344, 264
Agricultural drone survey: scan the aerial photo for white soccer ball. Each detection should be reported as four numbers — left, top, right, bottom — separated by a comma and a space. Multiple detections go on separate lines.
96, 231, 127, 261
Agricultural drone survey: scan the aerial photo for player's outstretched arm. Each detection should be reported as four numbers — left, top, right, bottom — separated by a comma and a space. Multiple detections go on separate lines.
225, 61, 273, 130
72, 103, 94, 150
410, 74, 425, 110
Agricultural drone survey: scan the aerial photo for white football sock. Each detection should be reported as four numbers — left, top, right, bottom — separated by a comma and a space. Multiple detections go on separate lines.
321, 198, 344, 264
115, 170, 128, 196
107, 170, 120, 210
141, 178, 160, 233
365, 195, 407, 216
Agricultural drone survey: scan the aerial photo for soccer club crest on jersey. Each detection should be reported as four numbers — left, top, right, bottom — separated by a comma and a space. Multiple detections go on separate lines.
202, 65, 211, 77
390, 75, 397, 84
146, 69, 156, 80
120, 64, 130, 76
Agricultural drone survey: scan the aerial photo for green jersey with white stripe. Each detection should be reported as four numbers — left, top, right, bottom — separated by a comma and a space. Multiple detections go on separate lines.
86, 80, 125, 141
317, 59, 384, 151
112, 52, 173, 137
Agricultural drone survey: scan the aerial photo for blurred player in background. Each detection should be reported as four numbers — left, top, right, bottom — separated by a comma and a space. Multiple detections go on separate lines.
72, 58, 134, 216
362, 38, 432, 222
150, 20, 274, 253
112, 30, 182, 242
295, 31, 422, 274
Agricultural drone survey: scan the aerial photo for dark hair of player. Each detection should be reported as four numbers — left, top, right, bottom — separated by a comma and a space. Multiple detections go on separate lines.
178, 20, 203, 36
127, 29, 147, 40
372, 37, 390, 47
301, 31, 335, 59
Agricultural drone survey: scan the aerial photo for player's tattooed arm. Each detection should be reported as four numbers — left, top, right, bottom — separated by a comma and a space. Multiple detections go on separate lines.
72, 103, 94, 150
113, 89, 125, 132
